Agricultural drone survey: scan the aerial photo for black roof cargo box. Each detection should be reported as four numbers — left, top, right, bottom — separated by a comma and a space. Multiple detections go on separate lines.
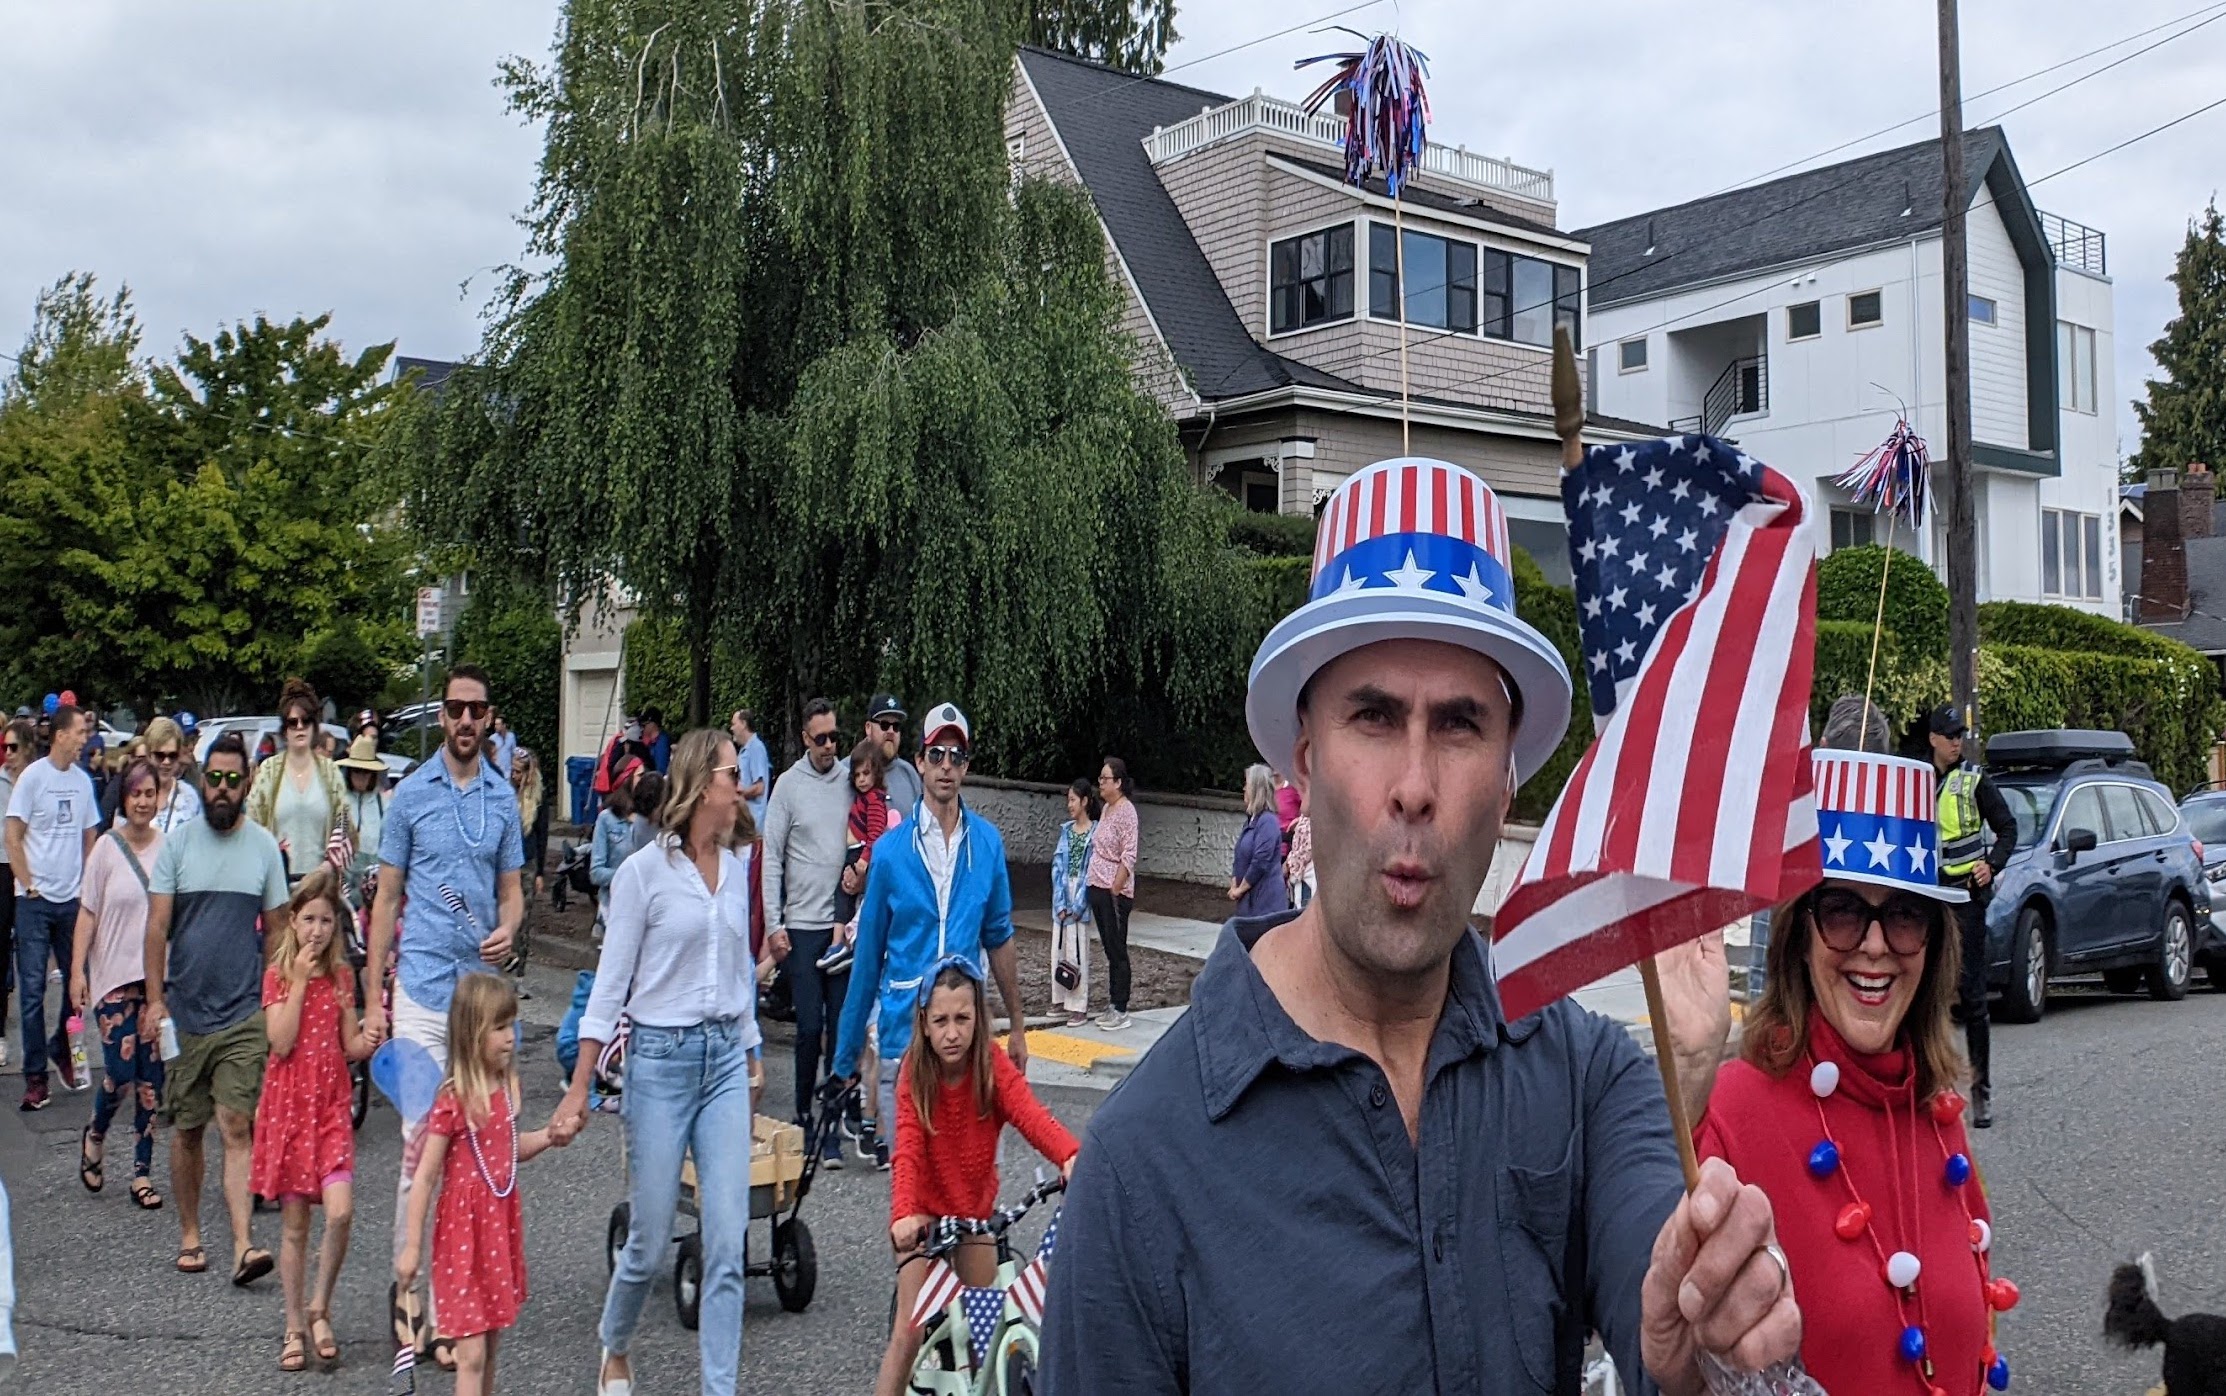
1983, 729, 2138, 771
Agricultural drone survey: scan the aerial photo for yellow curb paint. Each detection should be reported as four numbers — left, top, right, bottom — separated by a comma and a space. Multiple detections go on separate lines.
1000, 1030, 1136, 1069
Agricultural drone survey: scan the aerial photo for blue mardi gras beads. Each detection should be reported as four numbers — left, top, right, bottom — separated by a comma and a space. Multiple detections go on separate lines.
1807, 1140, 1841, 1177
1988, 1353, 2010, 1389
1899, 1325, 1927, 1362
1945, 1151, 1973, 1187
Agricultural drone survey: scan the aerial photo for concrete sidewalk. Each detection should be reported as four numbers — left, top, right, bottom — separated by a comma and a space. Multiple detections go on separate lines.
1015, 913, 1732, 1094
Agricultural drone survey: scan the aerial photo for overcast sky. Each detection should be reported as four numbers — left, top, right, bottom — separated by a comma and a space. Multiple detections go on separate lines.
4, 1, 2219, 459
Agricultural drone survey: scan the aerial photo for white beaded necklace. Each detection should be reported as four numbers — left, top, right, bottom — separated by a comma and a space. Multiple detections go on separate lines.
465, 1094, 519, 1200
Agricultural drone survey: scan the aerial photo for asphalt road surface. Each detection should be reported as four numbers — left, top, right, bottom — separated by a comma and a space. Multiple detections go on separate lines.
1, 965, 2219, 1395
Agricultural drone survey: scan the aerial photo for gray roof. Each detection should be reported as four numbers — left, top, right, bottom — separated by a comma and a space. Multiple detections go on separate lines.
392, 355, 462, 400
2129, 534, 2226, 654
1270, 154, 1570, 244
1575, 128, 2011, 308
1017, 47, 1360, 403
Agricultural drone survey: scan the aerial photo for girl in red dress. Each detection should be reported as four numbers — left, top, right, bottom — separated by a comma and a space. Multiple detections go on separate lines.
250, 867, 371, 1373
395, 973, 565, 1396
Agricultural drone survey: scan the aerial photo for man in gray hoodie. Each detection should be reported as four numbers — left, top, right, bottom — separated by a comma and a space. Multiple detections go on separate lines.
762, 698, 856, 1150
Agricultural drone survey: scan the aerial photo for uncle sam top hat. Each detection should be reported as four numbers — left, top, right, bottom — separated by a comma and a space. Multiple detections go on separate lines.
1247, 457, 1574, 785
1810, 749, 1968, 903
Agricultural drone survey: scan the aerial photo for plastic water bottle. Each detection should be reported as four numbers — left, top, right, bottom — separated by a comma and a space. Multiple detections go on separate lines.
158, 1015, 181, 1063
65, 1015, 89, 1088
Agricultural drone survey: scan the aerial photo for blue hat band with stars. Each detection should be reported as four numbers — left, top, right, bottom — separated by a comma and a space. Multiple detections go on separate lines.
1308, 530, 1515, 616
1816, 809, 1969, 904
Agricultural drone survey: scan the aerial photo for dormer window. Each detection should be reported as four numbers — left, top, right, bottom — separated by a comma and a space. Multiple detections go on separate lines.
1370, 225, 1477, 333
1269, 225, 1356, 333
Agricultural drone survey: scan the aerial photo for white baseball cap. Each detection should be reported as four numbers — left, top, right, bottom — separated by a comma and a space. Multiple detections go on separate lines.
921, 702, 971, 748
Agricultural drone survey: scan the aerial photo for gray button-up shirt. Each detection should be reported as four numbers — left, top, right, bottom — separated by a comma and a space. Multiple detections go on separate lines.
1040, 914, 1684, 1395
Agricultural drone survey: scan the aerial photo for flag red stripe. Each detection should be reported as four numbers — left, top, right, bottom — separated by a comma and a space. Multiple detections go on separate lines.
1671, 530, 1780, 886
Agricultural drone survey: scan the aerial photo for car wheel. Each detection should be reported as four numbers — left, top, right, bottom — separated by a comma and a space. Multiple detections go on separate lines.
2150, 900, 2193, 1001
1999, 907, 2049, 1024
2102, 968, 2145, 995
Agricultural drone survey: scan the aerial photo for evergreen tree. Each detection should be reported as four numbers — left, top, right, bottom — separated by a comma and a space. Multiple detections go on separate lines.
1028, 0, 1177, 74
2132, 199, 2226, 491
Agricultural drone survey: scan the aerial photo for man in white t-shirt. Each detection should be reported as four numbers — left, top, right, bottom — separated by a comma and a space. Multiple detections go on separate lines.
5, 704, 99, 1109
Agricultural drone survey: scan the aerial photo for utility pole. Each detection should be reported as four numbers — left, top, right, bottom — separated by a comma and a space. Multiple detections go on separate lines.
1938, 0, 1982, 732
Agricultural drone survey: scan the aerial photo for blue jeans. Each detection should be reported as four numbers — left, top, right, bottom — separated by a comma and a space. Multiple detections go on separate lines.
600, 1019, 755, 1395
14, 896, 77, 1081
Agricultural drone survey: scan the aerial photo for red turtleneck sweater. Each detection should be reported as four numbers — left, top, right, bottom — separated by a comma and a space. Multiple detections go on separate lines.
1697, 1015, 2000, 1396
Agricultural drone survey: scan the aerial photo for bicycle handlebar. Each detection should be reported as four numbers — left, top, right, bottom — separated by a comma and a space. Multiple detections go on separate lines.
920, 1177, 1065, 1260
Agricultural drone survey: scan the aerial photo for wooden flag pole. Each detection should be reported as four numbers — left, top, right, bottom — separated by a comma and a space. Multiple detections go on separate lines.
1395, 194, 1412, 454
1553, 327, 1701, 1191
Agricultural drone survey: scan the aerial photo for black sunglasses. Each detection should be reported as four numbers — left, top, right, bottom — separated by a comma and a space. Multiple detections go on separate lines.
807, 730, 844, 748
443, 699, 491, 721
150, 749, 180, 762
923, 744, 970, 768
203, 769, 245, 790
1810, 887, 1936, 957
283, 715, 315, 731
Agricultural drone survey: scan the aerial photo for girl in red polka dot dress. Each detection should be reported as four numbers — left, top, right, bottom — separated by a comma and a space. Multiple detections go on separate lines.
250, 867, 372, 1374
395, 974, 566, 1395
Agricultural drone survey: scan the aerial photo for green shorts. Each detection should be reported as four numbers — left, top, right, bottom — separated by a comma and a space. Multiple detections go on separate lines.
163, 1011, 267, 1132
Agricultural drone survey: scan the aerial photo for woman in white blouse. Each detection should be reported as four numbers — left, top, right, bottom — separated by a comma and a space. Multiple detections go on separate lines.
555, 728, 763, 1396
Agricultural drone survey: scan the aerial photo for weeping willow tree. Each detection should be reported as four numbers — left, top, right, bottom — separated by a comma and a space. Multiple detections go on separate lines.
404, 0, 1245, 775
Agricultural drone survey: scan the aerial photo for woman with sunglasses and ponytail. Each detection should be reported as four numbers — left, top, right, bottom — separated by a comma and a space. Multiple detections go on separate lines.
1694, 748, 2014, 1395
247, 679, 351, 886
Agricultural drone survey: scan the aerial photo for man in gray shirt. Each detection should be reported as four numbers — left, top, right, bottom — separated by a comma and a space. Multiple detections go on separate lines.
1042, 472, 1801, 1392
762, 698, 856, 1150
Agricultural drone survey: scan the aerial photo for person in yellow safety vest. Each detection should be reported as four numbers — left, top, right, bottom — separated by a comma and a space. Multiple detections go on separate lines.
1926, 703, 2018, 1129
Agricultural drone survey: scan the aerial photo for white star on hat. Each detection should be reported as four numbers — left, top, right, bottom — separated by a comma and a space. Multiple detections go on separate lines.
1905, 841, 1931, 875
1823, 824, 1852, 865
1452, 564, 1495, 606
1865, 830, 1897, 869
1333, 567, 1368, 595
1383, 551, 1436, 591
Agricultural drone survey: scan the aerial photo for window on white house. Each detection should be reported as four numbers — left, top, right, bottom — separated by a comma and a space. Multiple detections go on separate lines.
1848, 290, 1884, 328
2042, 508, 2104, 599
1370, 224, 1477, 332
1619, 338, 1648, 372
2058, 321, 2097, 414
1830, 508, 1875, 552
1270, 225, 1355, 333
1787, 301, 1822, 340
1969, 294, 1997, 325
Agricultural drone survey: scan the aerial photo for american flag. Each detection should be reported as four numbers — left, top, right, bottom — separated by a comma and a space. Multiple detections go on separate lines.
910, 1256, 963, 1332
324, 814, 355, 874
389, 1340, 415, 1395
960, 1285, 1009, 1367
1007, 1210, 1059, 1328
1492, 434, 1821, 1020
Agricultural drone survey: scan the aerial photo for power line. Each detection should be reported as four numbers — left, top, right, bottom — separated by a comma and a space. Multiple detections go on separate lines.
2028, 91, 2226, 186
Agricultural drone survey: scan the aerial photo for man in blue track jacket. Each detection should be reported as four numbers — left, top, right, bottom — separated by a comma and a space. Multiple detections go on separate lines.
830, 702, 1027, 1137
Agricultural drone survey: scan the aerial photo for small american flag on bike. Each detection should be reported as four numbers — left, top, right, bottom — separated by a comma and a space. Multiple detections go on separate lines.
961, 1285, 1008, 1367
1007, 1211, 1058, 1327
910, 1257, 962, 1332
1491, 434, 1821, 1020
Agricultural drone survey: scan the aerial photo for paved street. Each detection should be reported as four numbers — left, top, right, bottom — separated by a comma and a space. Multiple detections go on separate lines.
2, 964, 2222, 1394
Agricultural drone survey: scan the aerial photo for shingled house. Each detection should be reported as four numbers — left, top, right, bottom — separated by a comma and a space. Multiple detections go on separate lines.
1009, 47, 1657, 581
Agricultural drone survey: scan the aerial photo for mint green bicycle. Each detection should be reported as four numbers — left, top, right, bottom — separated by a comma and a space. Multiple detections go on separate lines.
901, 1176, 1064, 1396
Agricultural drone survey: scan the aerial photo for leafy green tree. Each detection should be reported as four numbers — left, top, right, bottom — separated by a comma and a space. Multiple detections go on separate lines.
1028, 0, 1177, 74
2132, 199, 2226, 490
453, 579, 563, 768
409, 0, 1242, 783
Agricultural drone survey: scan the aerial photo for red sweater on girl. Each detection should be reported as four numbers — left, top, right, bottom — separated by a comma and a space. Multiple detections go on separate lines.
849, 787, 891, 868
1696, 1015, 2000, 1396
892, 1050, 1078, 1223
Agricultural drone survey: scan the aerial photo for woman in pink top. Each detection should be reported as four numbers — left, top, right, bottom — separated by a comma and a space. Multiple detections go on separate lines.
68, 756, 167, 1208
1087, 756, 1140, 1030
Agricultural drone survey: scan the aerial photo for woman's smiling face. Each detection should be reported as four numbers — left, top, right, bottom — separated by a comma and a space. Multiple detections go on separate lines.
1805, 880, 1935, 1055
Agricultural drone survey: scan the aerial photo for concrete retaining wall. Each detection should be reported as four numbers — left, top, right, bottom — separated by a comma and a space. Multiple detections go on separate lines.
967, 774, 1541, 904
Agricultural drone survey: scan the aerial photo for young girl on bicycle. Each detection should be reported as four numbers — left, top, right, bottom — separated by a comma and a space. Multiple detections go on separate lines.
396, 974, 566, 1396
251, 867, 373, 1373
876, 958, 1078, 1396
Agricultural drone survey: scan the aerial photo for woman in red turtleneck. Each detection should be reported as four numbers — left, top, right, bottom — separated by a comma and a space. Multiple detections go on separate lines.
1698, 865, 2017, 1396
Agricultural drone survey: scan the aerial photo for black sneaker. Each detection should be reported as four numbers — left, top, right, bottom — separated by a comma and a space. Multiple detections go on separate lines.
874, 1137, 890, 1171
18, 1078, 49, 1112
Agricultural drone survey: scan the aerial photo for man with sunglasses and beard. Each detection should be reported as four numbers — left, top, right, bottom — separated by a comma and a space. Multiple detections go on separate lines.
143, 732, 291, 1283
825, 703, 1027, 1168
763, 699, 861, 1156
361, 665, 526, 1342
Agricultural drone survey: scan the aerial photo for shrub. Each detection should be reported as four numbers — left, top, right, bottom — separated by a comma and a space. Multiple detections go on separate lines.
453, 584, 562, 767
1978, 643, 2224, 795
1511, 546, 1590, 824
1979, 600, 2186, 660
1815, 546, 1948, 662
1225, 508, 1318, 558
1809, 621, 1946, 743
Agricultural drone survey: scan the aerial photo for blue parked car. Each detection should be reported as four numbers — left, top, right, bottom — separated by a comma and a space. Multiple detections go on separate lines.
2174, 788, 2226, 989
1981, 730, 2210, 1023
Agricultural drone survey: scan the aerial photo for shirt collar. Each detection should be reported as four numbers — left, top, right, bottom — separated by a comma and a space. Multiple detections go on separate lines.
1191, 914, 1514, 1122
423, 753, 498, 794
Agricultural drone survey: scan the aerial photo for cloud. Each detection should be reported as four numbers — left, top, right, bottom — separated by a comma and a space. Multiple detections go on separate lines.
5, 0, 2218, 458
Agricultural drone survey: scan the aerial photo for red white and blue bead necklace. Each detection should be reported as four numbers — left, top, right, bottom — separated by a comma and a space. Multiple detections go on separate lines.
1803, 1056, 2017, 1393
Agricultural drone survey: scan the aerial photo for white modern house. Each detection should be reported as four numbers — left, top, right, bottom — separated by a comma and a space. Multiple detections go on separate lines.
1580, 128, 2120, 614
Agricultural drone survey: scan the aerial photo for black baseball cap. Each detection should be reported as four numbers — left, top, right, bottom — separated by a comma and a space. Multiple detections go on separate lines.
867, 694, 907, 723
1926, 703, 1967, 738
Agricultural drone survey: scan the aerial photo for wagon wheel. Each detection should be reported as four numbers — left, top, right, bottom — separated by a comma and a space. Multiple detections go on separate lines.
675, 1234, 702, 1330
606, 1202, 631, 1276
772, 1219, 817, 1312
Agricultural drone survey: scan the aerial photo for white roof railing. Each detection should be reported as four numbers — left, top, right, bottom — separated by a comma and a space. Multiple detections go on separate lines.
1143, 88, 1555, 207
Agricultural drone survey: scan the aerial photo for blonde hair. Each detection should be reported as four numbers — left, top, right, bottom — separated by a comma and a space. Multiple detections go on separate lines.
142, 716, 185, 754
903, 965, 995, 1136
443, 973, 522, 1127
266, 866, 350, 983
659, 728, 755, 846
512, 749, 541, 831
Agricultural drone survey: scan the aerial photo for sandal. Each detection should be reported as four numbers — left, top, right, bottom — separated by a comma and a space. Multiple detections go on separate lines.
425, 1335, 457, 1373
175, 1244, 208, 1274
78, 1125, 104, 1193
389, 1282, 424, 1358
233, 1246, 275, 1287
130, 1178, 164, 1210
280, 1330, 308, 1373
308, 1311, 339, 1365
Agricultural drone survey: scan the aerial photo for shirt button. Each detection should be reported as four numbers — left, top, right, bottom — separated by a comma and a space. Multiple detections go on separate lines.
1369, 1084, 1386, 1108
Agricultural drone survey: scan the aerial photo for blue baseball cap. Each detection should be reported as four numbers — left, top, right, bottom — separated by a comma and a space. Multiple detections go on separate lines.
915, 953, 984, 1008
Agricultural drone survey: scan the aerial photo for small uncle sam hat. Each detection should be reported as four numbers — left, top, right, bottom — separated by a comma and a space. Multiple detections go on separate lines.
1246, 457, 1574, 785
1810, 749, 1968, 904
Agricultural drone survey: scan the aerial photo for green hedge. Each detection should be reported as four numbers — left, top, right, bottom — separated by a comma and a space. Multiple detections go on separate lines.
1225, 509, 1319, 559
1979, 600, 2188, 660
1512, 546, 1589, 823
1815, 546, 1948, 662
